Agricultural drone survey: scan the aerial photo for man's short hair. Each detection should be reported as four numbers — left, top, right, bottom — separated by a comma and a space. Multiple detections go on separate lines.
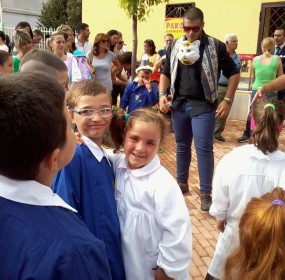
0, 72, 67, 180
275, 26, 285, 34
33, 29, 44, 37
183, 7, 204, 22
76, 23, 89, 35
20, 48, 67, 76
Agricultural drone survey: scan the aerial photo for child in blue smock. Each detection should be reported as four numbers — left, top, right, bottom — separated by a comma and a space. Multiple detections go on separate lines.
0, 72, 111, 279
53, 80, 125, 280
120, 60, 158, 113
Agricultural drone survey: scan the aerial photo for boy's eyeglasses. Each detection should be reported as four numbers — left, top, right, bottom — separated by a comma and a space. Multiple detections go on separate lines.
70, 108, 112, 118
183, 26, 201, 33
117, 41, 124, 45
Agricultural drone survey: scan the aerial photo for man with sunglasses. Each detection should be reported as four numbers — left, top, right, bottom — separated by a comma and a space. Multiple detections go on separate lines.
159, 7, 240, 212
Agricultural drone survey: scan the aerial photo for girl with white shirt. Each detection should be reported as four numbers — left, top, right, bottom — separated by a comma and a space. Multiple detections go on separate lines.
109, 108, 192, 280
47, 31, 82, 85
206, 99, 285, 280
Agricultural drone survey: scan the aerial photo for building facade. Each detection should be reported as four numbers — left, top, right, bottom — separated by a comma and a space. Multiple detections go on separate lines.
82, 0, 285, 56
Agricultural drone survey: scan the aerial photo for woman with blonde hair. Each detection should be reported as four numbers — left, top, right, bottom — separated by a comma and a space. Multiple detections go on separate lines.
224, 187, 285, 280
56, 24, 76, 53
13, 29, 33, 72
238, 37, 283, 143
87, 33, 120, 93
47, 31, 81, 85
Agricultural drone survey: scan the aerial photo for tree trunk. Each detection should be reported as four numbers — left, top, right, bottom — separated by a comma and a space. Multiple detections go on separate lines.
131, 14, 137, 80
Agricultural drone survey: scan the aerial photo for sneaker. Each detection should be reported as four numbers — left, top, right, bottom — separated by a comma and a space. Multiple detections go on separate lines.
178, 182, 189, 194
214, 135, 225, 142
200, 193, 212, 211
237, 134, 249, 143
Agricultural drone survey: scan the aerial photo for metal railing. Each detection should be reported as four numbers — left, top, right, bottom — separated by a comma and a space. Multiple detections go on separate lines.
0, 23, 55, 50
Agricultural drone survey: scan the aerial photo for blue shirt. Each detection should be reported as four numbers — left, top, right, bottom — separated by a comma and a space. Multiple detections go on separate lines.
0, 197, 111, 280
120, 81, 158, 113
53, 144, 125, 280
219, 51, 241, 86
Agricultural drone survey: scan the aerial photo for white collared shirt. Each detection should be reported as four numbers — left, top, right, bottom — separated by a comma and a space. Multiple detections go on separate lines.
75, 38, 92, 55
82, 135, 111, 166
0, 175, 77, 212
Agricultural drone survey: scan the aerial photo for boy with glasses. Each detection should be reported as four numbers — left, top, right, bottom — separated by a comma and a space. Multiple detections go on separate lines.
158, 7, 240, 211
53, 80, 125, 280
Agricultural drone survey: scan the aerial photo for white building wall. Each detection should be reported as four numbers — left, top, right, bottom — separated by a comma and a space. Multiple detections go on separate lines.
0, 0, 48, 26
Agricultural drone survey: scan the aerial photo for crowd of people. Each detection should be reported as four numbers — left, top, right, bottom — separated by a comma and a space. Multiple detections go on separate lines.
1, 5, 285, 280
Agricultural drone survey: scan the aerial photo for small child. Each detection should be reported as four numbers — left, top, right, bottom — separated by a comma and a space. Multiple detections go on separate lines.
0, 50, 13, 74
224, 187, 285, 280
53, 80, 125, 280
0, 72, 111, 279
206, 99, 285, 280
109, 108, 192, 280
119, 61, 158, 113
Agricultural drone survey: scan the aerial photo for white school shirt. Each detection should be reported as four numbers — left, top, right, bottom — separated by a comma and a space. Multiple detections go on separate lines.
0, 175, 76, 211
112, 153, 192, 280
208, 144, 285, 279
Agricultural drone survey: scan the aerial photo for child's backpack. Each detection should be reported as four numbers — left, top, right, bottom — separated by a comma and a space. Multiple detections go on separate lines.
73, 50, 92, 80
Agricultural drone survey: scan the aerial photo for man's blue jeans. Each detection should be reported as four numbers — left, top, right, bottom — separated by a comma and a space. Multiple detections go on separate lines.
171, 100, 215, 194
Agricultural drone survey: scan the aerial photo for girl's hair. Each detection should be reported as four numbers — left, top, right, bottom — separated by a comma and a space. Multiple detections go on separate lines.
224, 187, 285, 280
13, 29, 32, 49
144, 39, 157, 56
261, 37, 275, 57
251, 99, 285, 154
67, 79, 111, 109
0, 50, 11, 66
15, 21, 33, 39
46, 31, 66, 52
56, 24, 76, 52
92, 33, 108, 56
110, 108, 169, 150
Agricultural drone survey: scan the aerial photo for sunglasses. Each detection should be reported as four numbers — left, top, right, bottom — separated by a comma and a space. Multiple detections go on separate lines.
117, 41, 124, 45
101, 39, 108, 43
183, 26, 201, 33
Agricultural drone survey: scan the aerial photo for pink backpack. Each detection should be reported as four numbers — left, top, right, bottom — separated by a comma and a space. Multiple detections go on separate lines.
74, 56, 92, 80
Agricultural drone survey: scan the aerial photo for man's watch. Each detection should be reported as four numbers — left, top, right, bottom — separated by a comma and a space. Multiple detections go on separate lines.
223, 97, 233, 105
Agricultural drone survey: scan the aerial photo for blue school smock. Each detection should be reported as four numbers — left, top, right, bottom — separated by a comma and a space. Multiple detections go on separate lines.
120, 81, 158, 113
0, 182, 111, 280
53, 144, 125, 280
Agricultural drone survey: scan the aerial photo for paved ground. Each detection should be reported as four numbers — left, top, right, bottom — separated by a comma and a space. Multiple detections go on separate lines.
158, 119, 285, 279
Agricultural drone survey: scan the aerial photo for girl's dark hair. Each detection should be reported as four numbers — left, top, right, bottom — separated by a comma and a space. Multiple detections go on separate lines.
251, 99, 285, 154
144, 39, 157, 56
117, 51, 132, 65
106, 30, 119, 51
0, 50, 11, 66
15, 21, 33, 39
110, 108, 169, 151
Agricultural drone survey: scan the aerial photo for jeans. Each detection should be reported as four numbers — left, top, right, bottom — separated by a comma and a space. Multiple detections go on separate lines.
171, 99, 215, 194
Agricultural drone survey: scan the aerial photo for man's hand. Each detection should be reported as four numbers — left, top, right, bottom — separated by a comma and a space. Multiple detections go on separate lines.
159, 95, 168, 113
251, 86, 265, 106
155, 267, 173, 280
215, 100, 231, 118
